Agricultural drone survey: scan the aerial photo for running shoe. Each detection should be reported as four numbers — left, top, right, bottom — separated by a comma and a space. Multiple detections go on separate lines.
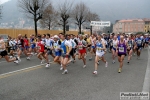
118, 68, 122, 73
89, 57, 92, 61
112, 60, 115, 64
83, 65, 86, 68
30, 52, 34, 56
93, 71, 97, 75
97, 61, 100, 65
60, 67, 63, 71
26, 57, 30, 60
34, 53, 37, 55
41, 59, 45, 64
137, 56, 140, 60
17, 57, 21, 62
14, 60, 19, 64
62, 70, 68, 74
72, 60, 75, 63
105, 62, 108, 67
45, 63, 50, 68
84, 54, 86, 59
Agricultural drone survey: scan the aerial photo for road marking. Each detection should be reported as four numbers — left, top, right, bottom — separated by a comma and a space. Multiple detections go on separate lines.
0, 61, 6, 63
141, 46, 150, 100
0, 61, 55, 79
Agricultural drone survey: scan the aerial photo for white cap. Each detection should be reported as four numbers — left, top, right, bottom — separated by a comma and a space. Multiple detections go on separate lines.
54, 35, 59, 39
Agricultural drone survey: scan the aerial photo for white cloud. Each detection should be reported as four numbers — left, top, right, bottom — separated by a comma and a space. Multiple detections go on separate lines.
0, 0, 10, 4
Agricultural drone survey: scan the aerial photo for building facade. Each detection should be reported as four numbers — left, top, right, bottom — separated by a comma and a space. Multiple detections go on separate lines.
113, 19, 145, 33
143, 18, 150, 33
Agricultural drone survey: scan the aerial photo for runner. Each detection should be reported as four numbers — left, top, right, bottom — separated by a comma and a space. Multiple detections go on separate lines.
77, 35, 87, 68
112, 35, 118, 63
24, 35, 30, 60
108, 35, 113, 53
93, 34, 108, 75
36, 35, 50, 67
28, 35, 37, 56
72, 35, 78, 59
133, 35, 137, 56
86, 34, 92, 52
117, 35, 127, 73
8, 37, 15, 58
60, 34, 72, 74
144, 35, 149, 48
135, 34, 143, 59
0, 36, 19, 63
89, 34, 96, 60
44, 34, 54, 67
127, 36, 134, 64
53, 35, 62, 66
69, 34, 76, 63
16, 34, 28, 62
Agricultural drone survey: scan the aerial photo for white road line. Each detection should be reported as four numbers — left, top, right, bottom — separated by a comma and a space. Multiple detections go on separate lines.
0, 61, 6, 63
0, 63, 48, 77
141, 46, 150, 100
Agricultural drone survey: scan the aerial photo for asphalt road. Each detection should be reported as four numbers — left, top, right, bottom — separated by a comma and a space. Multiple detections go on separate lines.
0, 48, 149, 100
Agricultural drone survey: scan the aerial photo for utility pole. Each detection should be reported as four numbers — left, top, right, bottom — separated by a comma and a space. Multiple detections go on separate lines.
86, 26, 93, 35
90, 26, 92, 35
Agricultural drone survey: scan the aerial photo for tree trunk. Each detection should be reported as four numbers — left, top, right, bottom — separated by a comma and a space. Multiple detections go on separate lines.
48, 22, 51, 30
63, 20, 66, 34
48, 19, 51, 30
79, 21, 82, 34
90, 26, 92, 35
34, 19, 38, 36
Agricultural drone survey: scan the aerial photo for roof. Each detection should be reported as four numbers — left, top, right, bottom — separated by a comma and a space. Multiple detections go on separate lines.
118, 19, 144, 23
143, 18, 150, 22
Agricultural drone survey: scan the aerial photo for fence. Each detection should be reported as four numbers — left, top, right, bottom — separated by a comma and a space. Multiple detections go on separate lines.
0, 29, 90, 38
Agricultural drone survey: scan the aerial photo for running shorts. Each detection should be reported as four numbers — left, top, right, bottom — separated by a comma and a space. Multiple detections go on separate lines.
0, 50, 8, 57
96, 52, 105, 57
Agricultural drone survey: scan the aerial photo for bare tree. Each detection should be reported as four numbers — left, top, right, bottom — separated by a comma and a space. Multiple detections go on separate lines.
40, 3, 57, 30
0, 3, 2, 19
18, 0, 49, 36
87, 11, 100, 22
57, 1, 72, 34
86, 11, 100, 35
72, 2, 89, 34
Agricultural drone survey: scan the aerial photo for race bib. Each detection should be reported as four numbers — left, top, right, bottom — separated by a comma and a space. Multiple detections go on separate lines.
97, 47, 102, 52
61, 48, 64, 53
137, 40, 141, 44
47, 46, 50, 49
54, 46, 59, 51
119, 47, 124, 52
38, 46, 41, 50
79, 45, 83, 50
128, 44, 132, 47
113, 44, 117, 48
110, 43, 113, 46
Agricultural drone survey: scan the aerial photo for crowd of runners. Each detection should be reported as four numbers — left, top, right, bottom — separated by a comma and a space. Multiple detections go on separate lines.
0, 33, 150, 74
